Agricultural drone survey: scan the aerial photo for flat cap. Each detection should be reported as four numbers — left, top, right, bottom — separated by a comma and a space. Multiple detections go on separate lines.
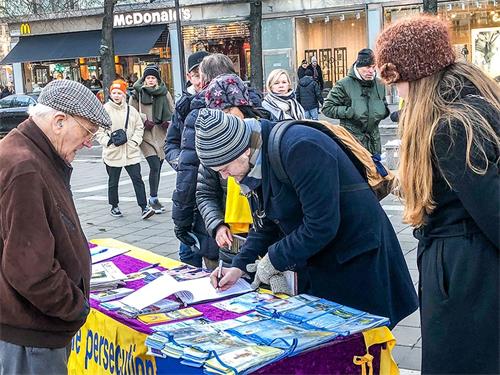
38, 80, 112, 128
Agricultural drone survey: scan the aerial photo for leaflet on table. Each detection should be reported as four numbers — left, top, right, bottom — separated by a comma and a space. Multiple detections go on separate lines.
137, 307, 203, 325
255, 294, 319, 317
280, 299, 348, 324
302, 305, 367, 330
118, 298, 181, 318
326, 313, 390, 335
120, 274, 254, 311
90, 245, 129, 264
204, 345, 284, 375
90, 261, 127, 290
90, 287, 134, 302
213, 291, 282, 313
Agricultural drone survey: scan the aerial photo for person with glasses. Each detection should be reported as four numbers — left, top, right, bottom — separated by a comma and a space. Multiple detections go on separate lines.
96, 80, 155, 220
0, 80, 111, 374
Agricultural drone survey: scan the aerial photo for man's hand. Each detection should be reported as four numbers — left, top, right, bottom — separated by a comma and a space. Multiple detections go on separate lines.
144, 119, 155, 130
215, 225, 233, 248
246, 254, 291, 295
210, 266, 243, 291
174, 225, 196, 246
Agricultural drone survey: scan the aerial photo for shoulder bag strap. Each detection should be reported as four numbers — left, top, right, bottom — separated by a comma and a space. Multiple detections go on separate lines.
125, 104, 130, 130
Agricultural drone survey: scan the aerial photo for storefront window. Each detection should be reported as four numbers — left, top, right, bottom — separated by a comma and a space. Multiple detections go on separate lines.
295, 10, 367, 89
182, 22, 250, 80
385, 1, 500, 80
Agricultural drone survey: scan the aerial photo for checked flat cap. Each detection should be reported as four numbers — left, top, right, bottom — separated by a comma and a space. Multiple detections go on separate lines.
38, 80, 112, 128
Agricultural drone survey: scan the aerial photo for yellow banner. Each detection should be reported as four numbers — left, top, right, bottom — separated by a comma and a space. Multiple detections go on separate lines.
68, 309, 157, 375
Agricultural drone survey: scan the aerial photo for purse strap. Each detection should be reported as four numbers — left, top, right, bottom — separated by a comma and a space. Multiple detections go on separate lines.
124, 104, 130, 130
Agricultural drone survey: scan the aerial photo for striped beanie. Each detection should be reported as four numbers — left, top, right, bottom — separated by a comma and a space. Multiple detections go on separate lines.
195, 108, 251, 168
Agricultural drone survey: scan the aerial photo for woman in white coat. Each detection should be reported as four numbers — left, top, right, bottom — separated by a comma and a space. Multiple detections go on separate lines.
95, 80, 155, 219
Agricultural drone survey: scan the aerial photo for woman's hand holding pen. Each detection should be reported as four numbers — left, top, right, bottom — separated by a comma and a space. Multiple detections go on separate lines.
210, 266, 243, 292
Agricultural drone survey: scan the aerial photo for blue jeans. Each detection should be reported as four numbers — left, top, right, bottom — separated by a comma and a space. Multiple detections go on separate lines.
304, 108, 319, 120
179, 242, 202, 267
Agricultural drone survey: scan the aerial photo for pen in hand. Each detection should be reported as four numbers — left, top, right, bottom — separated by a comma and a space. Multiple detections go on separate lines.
216, 259, 223, 291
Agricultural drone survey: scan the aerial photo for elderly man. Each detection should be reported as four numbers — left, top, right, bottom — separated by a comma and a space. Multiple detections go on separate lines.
0, 80, 111, 374
323, 48, 390, 155
195, 108, 418, 328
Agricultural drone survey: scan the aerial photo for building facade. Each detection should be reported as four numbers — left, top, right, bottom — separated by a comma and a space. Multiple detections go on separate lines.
2, 0, 499, 98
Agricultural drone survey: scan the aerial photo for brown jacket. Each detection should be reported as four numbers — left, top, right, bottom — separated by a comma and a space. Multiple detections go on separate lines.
0, 119, 91, 348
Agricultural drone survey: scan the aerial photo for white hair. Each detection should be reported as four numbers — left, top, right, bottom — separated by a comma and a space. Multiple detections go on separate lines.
28, 103, 57, 118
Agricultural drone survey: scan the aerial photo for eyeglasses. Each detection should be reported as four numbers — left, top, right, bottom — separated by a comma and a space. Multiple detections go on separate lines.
71, 115, 97, 142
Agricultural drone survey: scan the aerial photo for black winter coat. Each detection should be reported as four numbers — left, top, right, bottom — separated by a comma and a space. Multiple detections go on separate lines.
164, 90, 193, 170
233, 119, 418, 327
307, 63, 324, 91
196, 165, 228, 238
296, 76, 323, 111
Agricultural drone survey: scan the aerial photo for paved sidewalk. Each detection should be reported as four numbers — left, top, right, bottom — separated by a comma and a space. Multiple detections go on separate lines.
72, 143, 421, 372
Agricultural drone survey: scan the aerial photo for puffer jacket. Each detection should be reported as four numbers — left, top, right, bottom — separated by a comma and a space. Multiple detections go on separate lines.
323, 66, 389, 154
196, 165, 228, 237
296, 76, 323, 111
96, 100, 144, 167
165, 90, 194, 171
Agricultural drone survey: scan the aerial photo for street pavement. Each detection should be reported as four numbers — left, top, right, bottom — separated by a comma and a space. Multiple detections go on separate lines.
72, 111, 421, 372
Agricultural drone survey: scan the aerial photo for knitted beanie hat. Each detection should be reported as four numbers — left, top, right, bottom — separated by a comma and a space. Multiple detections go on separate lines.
195, 108, 251, 168
110, 79, 127, 95
356, 48, 375, 68
375, 15, 456, 83
205, 73, 251, 110
142, 65, 161, 81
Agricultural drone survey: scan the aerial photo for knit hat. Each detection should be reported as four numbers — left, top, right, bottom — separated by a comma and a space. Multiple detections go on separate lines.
38, 79, 111, 128
188, 51, 210, 72
110, 79, 127, 95
195, 108, 251, 168
311, 56, 318, 63
205, 74, 251, 110
375, 15, 456, 83
143, 65, 161, 81
356, 48, 375, 68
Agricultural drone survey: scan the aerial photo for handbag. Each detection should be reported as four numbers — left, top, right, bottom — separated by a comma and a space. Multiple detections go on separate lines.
110, 105, 130, 146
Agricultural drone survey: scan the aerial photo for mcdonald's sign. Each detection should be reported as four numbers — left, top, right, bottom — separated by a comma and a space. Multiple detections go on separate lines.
20, 23, 31, 35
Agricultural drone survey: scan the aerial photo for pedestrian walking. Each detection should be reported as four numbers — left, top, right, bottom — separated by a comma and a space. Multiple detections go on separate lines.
0, 80, 111, 374
129, 65, 174, 214
307, 56, 324, 91
262, 69, 305, 121
96, 80, 155, 220
297, 59, 309, 80
165, 50, 210, 267
323, 48, 390, 155
194, 108, 418, 328
0, 82, 14, 99
375, 15, 499, 374
296, 69, 324, 120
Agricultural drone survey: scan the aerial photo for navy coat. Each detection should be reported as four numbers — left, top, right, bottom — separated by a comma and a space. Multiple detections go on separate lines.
233, 120, 418, 327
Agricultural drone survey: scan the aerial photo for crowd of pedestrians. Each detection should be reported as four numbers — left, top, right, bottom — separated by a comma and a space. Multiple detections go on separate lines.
0, 14, 498, 375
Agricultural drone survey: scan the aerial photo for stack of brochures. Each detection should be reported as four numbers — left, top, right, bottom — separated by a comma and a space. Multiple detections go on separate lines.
90, 287, 134, 302
90, 261, 127, 291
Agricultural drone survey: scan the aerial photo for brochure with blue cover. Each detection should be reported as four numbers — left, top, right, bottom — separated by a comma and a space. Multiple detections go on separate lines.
280, 299, 343, 324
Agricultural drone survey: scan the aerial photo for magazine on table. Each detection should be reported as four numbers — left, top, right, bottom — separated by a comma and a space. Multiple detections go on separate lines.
255, 294, 319, 317
116, 298, 181, 318
90, 287, 134, 302
90, 245, 129, 264
328, 313, 390, 336
204, 345, 285, 375
120, 274, 254, 311
90, 261, 127, 290
213, 291, 282, 313
280, 299, 344, 324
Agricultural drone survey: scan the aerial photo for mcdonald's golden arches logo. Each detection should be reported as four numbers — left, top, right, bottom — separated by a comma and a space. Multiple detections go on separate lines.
20, 23, 31, 35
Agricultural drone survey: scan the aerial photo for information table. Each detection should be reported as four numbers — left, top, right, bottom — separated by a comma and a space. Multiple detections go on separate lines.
68, 239, 399, 375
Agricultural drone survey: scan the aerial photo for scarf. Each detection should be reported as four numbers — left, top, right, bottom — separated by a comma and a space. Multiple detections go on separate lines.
133, 79, 171, 124
264, 91, 305, 121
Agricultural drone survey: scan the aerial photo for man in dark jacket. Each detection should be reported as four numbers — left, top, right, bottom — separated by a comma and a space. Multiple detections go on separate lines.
323, 48, 390, 155
0, 80, 111, 373
297, 59, 308, 80
195, 108, 418, 328
307, 56, 324, 91
296, 69, 324, 120
165, 51, 209, 267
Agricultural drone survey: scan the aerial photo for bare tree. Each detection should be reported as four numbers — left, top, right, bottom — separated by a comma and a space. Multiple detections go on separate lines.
100, 0, 117, 101
249, 0, 262, 91
423, 0, 438, 14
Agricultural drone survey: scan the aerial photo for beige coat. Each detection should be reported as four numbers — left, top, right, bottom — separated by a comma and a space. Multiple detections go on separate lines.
129, 91, 174, 160
96, 100, 144, 167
